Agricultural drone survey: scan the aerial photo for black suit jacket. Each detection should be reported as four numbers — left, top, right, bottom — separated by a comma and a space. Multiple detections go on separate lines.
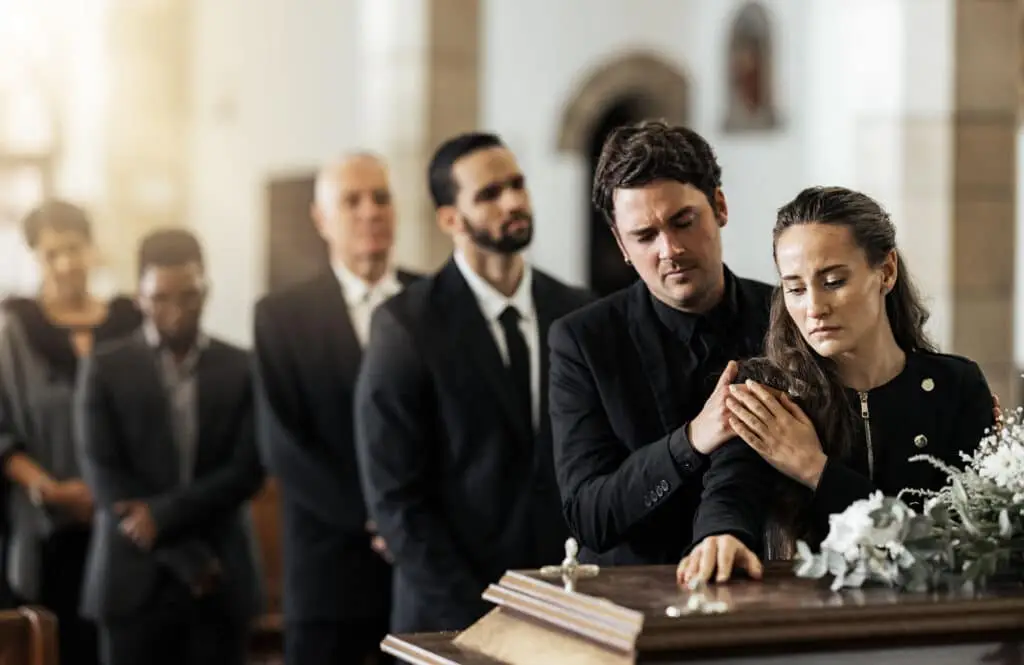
253, 269, 420, 623
75, 333, 264, 622
354, 259, 593, 633
548, 275, 773, 567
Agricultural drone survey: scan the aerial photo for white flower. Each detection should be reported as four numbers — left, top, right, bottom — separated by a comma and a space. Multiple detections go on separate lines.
799, 405, 1024, 593
999, 509, 1013, 538
821, 492, 886, 561
865, 551, 901, 584
869, 501, 915, 547
884, 541, 917, 569
975, 438, 1024, 496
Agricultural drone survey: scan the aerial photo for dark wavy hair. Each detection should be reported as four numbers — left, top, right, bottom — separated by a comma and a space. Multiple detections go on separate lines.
137, 228, 204, 278
591, 120, 723, 226
22, 199, 92, 248
744, 186, 936, 553
427, 132, 505, 209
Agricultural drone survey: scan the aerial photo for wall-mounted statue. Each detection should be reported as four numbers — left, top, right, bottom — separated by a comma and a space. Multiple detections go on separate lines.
724, 2, 780, 132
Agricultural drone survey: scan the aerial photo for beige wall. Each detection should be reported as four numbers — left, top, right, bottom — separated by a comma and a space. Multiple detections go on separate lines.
359, 0, 481, 275
103, 0, 190, 290
62, 0, 1021, 379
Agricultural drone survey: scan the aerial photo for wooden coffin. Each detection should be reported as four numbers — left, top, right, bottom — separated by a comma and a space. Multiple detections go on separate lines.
381, 562, 1024, 664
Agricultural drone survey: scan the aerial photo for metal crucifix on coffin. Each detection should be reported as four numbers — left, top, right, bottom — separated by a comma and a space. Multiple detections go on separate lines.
538, 537, 600, 592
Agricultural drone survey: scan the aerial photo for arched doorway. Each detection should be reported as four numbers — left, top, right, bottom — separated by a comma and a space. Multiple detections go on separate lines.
585, 98, 646, 296
557, 52, 690, 297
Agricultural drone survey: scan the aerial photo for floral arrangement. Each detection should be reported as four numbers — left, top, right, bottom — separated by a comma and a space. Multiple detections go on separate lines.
794, 409, 1024, 592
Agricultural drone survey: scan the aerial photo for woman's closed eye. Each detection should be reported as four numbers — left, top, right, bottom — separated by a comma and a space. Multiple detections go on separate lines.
786, 278, 845, 295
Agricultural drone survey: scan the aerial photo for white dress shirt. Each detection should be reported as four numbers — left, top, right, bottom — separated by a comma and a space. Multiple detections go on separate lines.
143, 321, 210, 485
453, 250, 540, 430
333, 262, 404, 348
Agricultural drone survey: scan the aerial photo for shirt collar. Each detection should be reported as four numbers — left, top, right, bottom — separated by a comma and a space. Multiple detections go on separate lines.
332, 261, 402, 305
650, 266, 740, 344
143, 320, 210, 353
453, 250, 535, 323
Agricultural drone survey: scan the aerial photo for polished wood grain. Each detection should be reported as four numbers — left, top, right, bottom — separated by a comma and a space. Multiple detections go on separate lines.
514, 562, 1024, 654
481, 571, 643, 653
0, 607, 58, 665
382, 561, 1024, 664
382, 632, 504, 665
249, 478, 284, 663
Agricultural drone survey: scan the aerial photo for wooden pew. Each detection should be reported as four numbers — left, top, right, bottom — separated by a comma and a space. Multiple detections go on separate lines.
249, 478, 284, 664
0, 607, 58, 665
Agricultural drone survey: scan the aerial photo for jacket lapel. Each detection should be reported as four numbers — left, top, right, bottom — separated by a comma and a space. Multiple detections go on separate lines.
128, 333, 180, 486
438, 260, 533, 446
309, 273, 364, 387
625, 282, 682, 434
192, 343, 219, 475
533, 274, 558, 439
397, 269, 420, 287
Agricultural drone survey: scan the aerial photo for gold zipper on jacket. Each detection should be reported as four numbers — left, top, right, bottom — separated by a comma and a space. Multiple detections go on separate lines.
858, 391, 874, 481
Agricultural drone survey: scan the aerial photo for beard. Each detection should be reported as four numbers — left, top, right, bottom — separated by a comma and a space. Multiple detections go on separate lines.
460, 211, 533, 255
159, 327, 200, 355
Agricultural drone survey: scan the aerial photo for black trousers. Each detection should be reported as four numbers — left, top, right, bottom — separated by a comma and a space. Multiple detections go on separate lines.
285, 618, 391, 665
100, 576, 246, 665
31, 528, 100, 665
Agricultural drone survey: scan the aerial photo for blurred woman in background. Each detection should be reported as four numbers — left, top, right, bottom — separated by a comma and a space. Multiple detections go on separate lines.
0, 200, 141, 665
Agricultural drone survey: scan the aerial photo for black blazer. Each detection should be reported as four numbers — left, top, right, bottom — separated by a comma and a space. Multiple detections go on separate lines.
354, 258, 593, 633
253, 269, 419, 623
548, 275, 773, 567
75, 333, 264, 622
692, 351, 998, 553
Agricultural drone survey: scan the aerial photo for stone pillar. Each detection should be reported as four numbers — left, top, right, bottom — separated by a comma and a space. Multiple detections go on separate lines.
358, 0, 480, 273
855, 0, 1017, 402
101, 0, 189, 288
950, 0, 1018, 403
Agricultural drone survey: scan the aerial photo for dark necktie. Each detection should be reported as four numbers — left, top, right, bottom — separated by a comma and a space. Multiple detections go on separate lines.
498, 306, 532, 429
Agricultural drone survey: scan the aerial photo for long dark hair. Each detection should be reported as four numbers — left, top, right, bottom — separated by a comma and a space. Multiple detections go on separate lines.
748, 186, 936, 552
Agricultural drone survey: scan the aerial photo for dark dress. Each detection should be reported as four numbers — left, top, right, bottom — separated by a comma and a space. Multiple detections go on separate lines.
0, 296, 141, 665
692, 351, 997, 557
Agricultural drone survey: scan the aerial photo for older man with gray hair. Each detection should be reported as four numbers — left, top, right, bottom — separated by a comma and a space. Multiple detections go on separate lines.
254, 153, 421, 664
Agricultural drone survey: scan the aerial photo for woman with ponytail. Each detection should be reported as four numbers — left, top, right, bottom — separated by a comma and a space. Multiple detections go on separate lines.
678, 186, 997, 585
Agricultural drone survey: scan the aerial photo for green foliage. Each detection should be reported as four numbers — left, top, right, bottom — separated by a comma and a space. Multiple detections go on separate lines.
794, 436, 1024, 592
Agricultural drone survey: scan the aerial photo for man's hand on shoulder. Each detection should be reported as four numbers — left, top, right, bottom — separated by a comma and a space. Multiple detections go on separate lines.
688, 361, 739, 455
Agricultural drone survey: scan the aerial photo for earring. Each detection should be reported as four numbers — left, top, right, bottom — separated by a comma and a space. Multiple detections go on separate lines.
624, 257, 632, 265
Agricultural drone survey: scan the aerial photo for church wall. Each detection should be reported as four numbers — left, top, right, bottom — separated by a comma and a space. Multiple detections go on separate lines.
481, 0, 811, 288
187, 0, 363, 345
1017, 130, 1024, 368
188, 0, 816, 346
801, 0, 958, 351
184, 0, 1010, 366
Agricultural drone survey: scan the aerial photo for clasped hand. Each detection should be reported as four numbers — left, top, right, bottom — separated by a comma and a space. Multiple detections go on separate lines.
41, 479, 94, 525
115, 500, 158, 550
679, 380, 827, 585
725, 380, 827, 489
